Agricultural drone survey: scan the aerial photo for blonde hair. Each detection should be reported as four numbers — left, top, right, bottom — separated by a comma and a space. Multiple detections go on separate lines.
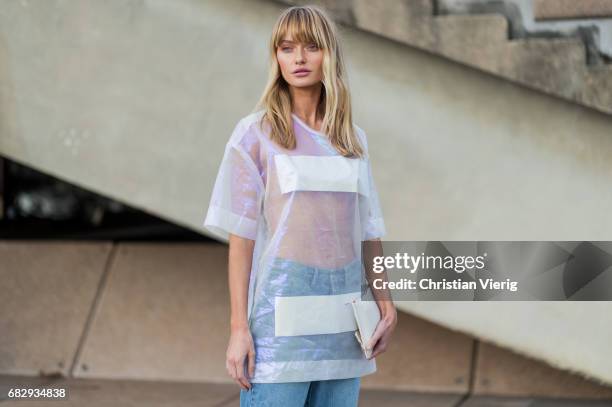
253, 4, 365, 158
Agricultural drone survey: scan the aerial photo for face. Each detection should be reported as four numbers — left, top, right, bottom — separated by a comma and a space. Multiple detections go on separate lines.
276, 35, 323, 88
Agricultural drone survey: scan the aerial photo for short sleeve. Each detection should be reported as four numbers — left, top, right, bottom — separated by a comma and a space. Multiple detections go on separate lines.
356, 125, 386, 240
203, 120, 264, 241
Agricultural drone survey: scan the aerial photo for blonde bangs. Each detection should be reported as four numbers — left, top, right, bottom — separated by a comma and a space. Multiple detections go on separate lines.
272, 8, 326, 50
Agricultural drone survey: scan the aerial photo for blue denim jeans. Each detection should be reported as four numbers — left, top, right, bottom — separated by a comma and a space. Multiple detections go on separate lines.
239, 377, 361, 406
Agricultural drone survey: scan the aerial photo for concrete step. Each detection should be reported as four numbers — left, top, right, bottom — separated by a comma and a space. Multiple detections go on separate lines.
581, 64, 612, 108
433, 14, 510, 46
499, 37, 587, 95
505, 36, 587, 67
534, 0, 612, 20
430, 13, 511, 71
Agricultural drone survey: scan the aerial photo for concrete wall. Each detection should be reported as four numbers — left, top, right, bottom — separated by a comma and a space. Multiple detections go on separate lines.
2, 241, 612, 399
1, 0, 612, 387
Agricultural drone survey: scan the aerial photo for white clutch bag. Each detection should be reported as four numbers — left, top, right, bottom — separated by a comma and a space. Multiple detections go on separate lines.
348, 297, 381, 359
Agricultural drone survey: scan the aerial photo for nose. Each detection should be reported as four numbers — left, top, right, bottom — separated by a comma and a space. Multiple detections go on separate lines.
296, 46, 306, 63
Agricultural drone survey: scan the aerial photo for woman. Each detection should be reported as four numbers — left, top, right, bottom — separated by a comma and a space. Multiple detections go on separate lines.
204, 5, 397, 406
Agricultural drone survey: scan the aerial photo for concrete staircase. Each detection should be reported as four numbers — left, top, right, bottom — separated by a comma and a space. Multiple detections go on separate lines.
439, 0, 612, 62
278, 0, 612, 116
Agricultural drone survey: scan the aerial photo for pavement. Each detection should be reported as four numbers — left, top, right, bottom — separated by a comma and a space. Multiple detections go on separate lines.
1, 374, 611, 406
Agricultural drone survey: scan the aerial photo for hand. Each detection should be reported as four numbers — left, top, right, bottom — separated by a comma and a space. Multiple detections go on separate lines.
365, 303, 397, 359
226, 326, 255, 390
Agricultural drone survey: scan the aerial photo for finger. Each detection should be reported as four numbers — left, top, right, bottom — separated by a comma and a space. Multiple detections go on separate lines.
233, 369, 248, 390
248, 348, 256, 379
237, 379, 249, 390
235, 359, 251, 390
227, 358, 237, 379
229, 358, 247, 390
370, 337, 388, 358
234, 378, 245, 390
366, 322, 385, 350
228, 360, 246, 390
236, 373, 250, 390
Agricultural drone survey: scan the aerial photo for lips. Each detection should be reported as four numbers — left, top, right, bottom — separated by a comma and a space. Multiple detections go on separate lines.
293, 69, 311, 74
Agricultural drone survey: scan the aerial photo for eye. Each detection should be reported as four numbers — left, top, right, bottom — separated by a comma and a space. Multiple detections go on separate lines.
307, 44, 319, 50
281, 46, 292, 52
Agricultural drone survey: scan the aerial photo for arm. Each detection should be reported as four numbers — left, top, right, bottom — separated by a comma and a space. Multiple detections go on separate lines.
225, 234, 256, 390
355, 125, 395, 357
203, 121, 264, 389
362, 238, 397, 358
